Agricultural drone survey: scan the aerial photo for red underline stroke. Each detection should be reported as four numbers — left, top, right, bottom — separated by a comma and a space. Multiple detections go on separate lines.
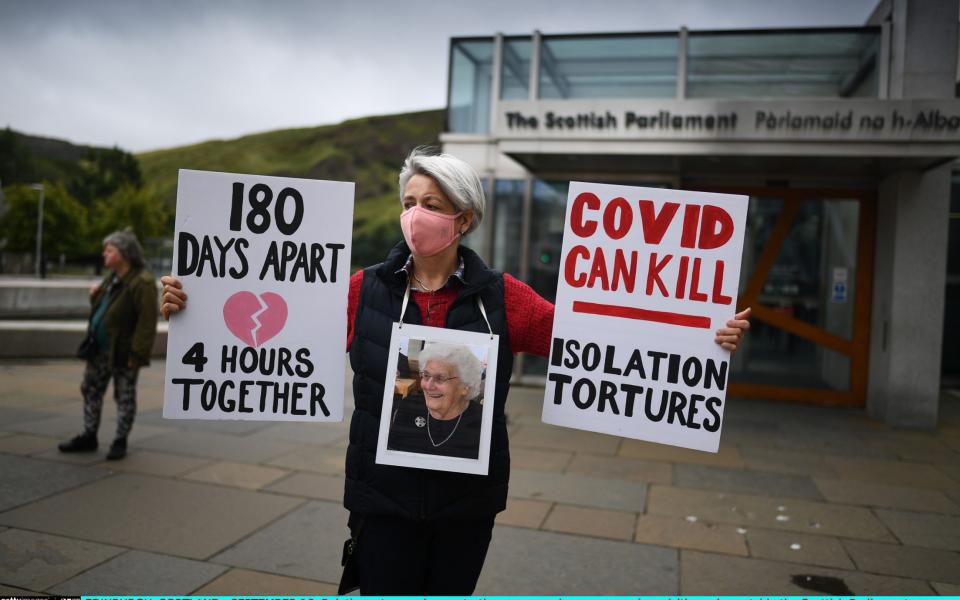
572, 300, 712, 329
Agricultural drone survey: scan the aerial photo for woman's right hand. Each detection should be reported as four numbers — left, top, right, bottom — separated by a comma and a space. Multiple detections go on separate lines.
160, 275, 187, 320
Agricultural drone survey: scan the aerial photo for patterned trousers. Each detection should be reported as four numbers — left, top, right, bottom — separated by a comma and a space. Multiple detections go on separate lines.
80, 353, 139, 439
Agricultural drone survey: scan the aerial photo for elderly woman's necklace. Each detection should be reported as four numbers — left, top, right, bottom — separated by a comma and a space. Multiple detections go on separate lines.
427, 410, 463, 447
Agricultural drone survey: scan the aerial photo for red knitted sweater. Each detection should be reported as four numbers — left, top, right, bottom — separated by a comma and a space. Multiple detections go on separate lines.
345, 270, 553, 357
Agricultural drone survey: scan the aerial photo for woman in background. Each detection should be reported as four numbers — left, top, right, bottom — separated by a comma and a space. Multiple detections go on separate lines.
59, 230, 158, 460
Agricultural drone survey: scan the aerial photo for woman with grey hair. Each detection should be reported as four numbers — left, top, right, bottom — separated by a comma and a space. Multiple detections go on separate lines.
388, 342, 485, 459
159, 147, 750, 594
59, 230, 158, 460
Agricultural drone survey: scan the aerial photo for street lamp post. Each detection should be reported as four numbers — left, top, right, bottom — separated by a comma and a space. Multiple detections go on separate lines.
30, 183, 44, 278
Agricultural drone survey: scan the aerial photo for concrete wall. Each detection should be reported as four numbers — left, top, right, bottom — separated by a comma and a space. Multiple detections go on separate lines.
0, 321, 168, 359
868, 165, 951, 428
866, 0, 957, 428
0, 278, 166, 359
0, 278, 98, 319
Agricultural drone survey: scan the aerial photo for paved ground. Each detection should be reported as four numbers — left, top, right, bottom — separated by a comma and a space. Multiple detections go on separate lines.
1, 359, 959, 595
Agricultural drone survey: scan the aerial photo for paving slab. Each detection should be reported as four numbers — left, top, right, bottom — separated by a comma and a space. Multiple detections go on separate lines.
12, 413, 171, 445
193, 568, 338, 595
211, 500, 347, 585
771, 432, 895, 460
873, 508, 960, 551
477, 525, 678, 594
825, 456, 960, 490
47, 550, 227, 595
737, 445, 840, 477
510, 424, 621, 455
264, 445, 345, 475
136, 410, 273, 435
673, 464, 822, 500
100, 450, 214, 478
0, 454, 109, 512
814, 477, 960, 514
680, 549, 933, 595
508, 469, 646, 512
931, 581, 960, 595
842, 539, 960, 584
29, 448, 106, 466
0, 433, 59, 456
543, 504, 635, 541
509, 446, 572, 472
0, 528, 123, 592
0, 473, 303, 560
564, 453, 672, 484
939, 462, 960, 483
0, 407, 58, 428
619, 439, 744, 467
884, 440, 960, 465
646, 485, 895, 542
634, 514, 747, 556
0, 584, 41, 596
746, 528, 854, 569
941, 436, 960, 453
245, 421, 349, 446
181, 461, 290, 490
495, 498, 552, 529
264, 472, 345, 503
137, 430, 299, 464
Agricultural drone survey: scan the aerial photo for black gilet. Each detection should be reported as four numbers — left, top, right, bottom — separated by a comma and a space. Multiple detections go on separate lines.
345, 241, 514, 520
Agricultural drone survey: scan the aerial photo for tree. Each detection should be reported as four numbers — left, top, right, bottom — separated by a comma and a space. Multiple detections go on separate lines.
0, 182, 87, 258
69, 147, 143, 207
89, 184, 169, 248
0, 128, 37, 186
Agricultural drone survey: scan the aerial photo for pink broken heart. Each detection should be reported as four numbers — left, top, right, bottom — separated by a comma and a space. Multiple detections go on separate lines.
222, 291, 288, 347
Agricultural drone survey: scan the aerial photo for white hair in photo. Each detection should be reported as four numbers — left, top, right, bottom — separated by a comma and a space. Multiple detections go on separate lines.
418, 341, 484, 400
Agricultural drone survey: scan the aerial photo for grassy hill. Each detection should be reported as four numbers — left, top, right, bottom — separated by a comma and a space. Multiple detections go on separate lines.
1, 128, 107, 186
137, 109, 445, 268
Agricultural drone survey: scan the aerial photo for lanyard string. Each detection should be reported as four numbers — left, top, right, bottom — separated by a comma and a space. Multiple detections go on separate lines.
399, 283, 494, 339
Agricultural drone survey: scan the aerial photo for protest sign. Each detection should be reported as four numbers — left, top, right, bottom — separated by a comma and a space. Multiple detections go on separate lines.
163, 169, 354, 422
542, 182, 747, 452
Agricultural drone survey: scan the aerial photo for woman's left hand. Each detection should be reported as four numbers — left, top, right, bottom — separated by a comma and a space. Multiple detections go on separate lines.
715, 307, 751, 353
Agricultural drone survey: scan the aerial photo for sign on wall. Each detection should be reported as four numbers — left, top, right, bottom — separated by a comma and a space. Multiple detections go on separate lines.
542, 182, 747, 453
163, 169, 354, 422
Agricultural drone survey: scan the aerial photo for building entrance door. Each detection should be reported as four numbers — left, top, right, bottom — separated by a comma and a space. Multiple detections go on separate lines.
712, 187, 876, 407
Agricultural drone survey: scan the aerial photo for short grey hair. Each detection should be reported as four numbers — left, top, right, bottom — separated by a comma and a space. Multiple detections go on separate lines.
398, 147, 485, 234
419, 342, 484, 400
103, 229, 145, 269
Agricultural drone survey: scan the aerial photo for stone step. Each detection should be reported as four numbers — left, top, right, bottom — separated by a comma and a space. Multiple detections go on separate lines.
0, 320, 168, 359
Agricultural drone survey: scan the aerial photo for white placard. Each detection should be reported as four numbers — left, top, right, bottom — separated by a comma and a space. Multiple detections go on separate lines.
163, 169, 354, 422
376, 323, 499, 475
542, 182, 748, 453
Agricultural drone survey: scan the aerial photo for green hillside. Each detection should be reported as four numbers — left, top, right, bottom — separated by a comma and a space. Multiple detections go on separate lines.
137, 109, 444, 268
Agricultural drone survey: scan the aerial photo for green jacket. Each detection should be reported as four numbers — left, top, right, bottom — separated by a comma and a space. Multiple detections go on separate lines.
90, 267, 159, 368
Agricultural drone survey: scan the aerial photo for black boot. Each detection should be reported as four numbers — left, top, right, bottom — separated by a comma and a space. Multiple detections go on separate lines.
106, 437, 127, 460
58, 432, 98, 453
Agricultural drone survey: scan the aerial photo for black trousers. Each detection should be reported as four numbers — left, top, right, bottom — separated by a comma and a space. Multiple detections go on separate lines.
356, 514, 496, 595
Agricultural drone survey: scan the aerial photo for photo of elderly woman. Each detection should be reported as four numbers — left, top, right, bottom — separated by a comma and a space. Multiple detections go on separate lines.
387, 340, 486, 460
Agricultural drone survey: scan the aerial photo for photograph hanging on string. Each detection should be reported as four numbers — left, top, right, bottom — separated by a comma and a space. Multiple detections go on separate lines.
375, 323, 499, 475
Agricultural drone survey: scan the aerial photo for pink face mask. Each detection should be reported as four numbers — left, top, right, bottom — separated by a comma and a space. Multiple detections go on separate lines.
400, 206, 464, 257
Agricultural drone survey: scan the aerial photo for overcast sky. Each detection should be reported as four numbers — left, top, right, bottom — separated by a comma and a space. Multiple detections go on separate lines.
1, 0, 878, 153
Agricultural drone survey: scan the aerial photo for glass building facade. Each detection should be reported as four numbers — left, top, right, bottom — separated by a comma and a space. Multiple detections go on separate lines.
441, 10, 959, 427
447, 27, 881, 133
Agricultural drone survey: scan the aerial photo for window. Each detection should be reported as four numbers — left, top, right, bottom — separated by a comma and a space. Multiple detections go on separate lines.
538, 34, 678, 99
447, 39, 494, 133
687, 29, 880, 98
